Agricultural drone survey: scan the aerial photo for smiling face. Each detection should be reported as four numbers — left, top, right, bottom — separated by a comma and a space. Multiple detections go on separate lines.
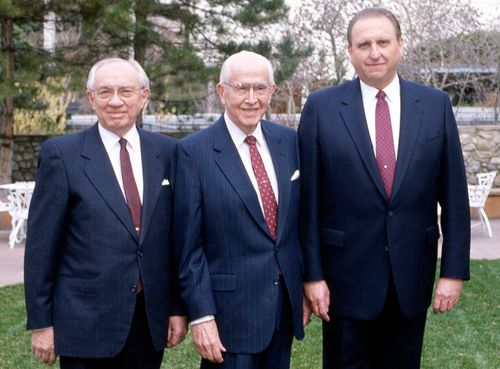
86, 60, 149, 137
216, 53, 275, 134
348, 15, 404, 90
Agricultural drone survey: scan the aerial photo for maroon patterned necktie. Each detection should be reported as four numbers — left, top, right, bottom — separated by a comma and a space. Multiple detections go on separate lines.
245, 135, 278, 239
375, 90, 396, 199
119, 138, 143, 292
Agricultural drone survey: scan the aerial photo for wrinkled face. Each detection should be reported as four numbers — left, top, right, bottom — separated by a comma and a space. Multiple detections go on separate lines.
216, 59, 275, 134
348, 15, 403, 90
86, 61, 149, 137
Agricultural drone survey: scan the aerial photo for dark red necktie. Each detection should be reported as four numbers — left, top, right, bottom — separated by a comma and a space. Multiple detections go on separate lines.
119, 138, 143, 292
375, 90, 396, 199
245, 135, 278, 239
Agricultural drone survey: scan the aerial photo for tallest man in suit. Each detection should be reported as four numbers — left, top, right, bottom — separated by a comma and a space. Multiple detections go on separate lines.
174, 51, 304, 369
299, 8, 470, 369
25, 58, 187, 369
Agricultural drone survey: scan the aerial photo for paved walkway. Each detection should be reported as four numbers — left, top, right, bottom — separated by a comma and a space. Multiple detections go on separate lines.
1, 220, 499, 288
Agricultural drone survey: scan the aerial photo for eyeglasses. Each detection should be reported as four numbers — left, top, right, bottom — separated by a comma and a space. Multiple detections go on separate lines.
91, 86, 143, 101
222, 82, 272, 97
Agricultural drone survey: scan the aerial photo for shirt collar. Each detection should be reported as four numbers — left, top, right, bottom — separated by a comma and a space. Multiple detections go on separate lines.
359, 74, 400, 103
98, 123, 141, 154
224, 112, 264, 148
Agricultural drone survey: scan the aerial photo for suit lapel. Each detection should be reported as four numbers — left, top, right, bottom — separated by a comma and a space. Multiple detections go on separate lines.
262, 121, 289, 243
138, 130, 164, 244
213, 118, 272, 238
339, 79, 387, 199
391, 79, 423, 201
81, 124, 138, 240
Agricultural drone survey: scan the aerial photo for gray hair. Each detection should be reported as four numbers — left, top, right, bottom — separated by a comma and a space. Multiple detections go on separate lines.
86, 58, 150, 90
347, 7, 402, 45
219, 51, 275, 84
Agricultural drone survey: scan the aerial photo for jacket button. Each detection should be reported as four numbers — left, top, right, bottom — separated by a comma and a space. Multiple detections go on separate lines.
130, 285, 137, 293
138, 248, 144, 257
387, 210, 394, 216
384, 245, 390, 252
273, 278, 280, 286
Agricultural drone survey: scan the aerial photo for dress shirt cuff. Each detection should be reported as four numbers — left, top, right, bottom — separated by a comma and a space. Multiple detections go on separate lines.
190, 315, 215, 326
32, 326, 53, 332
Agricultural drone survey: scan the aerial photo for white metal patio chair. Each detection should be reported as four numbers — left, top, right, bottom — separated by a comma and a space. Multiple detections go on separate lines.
468, 171, 496, 238
0, 199, 12, 213
0, 182, 35, 248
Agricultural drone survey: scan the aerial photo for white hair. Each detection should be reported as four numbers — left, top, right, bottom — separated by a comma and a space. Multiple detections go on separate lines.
219, 51, 275, 84
86, 58, 150, 90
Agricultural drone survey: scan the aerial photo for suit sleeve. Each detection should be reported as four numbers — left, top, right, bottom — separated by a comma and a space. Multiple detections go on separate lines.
24, 140, 69, 330
297, 96, 325, 282
438, 95, 471, 280
173, 143, 217, 320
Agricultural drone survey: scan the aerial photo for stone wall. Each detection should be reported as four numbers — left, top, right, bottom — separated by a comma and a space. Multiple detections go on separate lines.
459, 125, 500, 187
10, 125, 500, 187
11, 135, 51, 182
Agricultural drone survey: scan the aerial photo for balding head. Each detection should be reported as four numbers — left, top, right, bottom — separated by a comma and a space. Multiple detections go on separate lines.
219, 51, 274, 85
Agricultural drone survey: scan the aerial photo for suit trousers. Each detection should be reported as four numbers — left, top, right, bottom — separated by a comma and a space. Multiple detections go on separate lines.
201, 275, 294, 369
323, 276, 427, 369
60, 292, 163, 369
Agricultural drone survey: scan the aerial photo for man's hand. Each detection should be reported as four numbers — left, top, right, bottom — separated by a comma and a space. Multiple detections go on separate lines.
303, 295, 313, 326
167, 315, 188, 348
191, 320, 226, 363
433, 277, 463, 313
304, 280, 330, 321
32, 327, 56, 365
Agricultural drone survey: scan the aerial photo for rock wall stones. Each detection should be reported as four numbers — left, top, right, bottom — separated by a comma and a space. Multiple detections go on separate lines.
11, 135, 50, 182
459, 125, 500, 187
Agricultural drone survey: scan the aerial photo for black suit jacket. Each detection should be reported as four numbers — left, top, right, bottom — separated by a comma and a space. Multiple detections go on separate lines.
298, 77, 470, 319
24, 124, 180, 357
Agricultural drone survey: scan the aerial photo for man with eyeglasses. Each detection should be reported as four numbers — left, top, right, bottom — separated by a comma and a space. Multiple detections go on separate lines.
24, 57, 187, 369
173, 50, 306, 369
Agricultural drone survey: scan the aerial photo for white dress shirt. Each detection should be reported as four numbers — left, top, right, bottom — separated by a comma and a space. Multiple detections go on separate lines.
190, 113, 279, 326
360, 75, 401, 159
98, 124, 144, 203
224, 112, 279, 208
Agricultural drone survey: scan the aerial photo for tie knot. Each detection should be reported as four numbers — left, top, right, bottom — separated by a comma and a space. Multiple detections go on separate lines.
119, 138, 127, 149
377, 90, 386, 100
245, 135, 257, 146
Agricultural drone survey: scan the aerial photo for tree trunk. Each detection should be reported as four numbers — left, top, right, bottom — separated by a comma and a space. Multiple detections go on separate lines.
133, 0, 147, 128
0, 18, 14, 183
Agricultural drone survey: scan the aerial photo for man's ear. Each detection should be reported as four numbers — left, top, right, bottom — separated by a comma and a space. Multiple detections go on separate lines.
216, 83, 226, 105
86, 90, 95, 107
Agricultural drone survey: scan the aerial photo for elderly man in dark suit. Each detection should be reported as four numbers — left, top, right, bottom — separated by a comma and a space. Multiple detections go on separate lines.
298, 8, 470, 369
25, 57, 187, 369
173, 51, 305, 369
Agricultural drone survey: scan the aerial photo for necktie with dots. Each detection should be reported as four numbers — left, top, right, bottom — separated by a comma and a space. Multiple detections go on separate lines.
375, 90, 396, 199
245, 135, 278, 239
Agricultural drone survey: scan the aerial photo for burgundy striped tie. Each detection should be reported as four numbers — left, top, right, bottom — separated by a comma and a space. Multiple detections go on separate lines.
375, 90, 396, 199
245, 135, 278, 239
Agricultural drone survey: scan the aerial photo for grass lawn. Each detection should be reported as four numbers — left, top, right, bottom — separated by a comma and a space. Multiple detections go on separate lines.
1, 260, 498, 368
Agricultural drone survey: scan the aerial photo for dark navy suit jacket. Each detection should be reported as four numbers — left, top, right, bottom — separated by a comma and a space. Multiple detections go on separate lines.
174, 117, 304, 353
24, 124, 180, 357
298, 77, 470, 320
